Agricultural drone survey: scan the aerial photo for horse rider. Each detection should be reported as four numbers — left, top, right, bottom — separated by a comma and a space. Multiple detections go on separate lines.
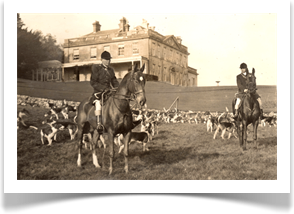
232, 62, 264, 120
90, 51, 119, 130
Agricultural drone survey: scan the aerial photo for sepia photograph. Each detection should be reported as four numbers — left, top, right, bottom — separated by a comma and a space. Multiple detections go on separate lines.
3, 0, 290, 195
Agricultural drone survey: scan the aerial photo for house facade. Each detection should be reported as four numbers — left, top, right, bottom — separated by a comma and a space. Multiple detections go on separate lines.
62, 17, 198, 86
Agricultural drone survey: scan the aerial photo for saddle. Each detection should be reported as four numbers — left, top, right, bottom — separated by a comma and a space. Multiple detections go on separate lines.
90, 89, 116, 106
234, 88, 258, 109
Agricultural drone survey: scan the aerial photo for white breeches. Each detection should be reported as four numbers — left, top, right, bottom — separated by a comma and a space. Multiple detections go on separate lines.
235, 97, 263, 109
235, 98, 241, 109
94, 100, 101, 116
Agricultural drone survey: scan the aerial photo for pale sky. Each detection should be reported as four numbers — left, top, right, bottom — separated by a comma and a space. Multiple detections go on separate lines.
20, 13, 277, 86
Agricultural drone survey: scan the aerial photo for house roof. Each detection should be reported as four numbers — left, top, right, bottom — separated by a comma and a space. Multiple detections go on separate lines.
188, 67, 198, 75
38, 60, 62, 68
81, 29, 120, 38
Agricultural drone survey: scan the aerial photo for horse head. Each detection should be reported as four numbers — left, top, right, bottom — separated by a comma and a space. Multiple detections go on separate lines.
129, 63, 147, 106
245, 68, 257, 93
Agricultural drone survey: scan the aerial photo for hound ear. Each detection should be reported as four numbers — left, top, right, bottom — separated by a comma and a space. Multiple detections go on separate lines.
252, 68, 255, 76
140, 63, 145, 73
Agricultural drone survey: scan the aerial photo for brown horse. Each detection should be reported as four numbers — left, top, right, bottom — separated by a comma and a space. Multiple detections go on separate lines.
75, 63, 146, 174
232, 68, 261, 151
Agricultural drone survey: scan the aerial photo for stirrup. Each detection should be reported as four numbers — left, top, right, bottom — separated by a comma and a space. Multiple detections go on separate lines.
97, 123, 104, 131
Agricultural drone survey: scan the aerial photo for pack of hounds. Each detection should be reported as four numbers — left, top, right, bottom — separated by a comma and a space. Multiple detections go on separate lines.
17, 99, 277, 149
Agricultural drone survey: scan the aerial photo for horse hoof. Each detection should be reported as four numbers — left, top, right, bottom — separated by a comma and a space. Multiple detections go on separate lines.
94, 164, 101, 168
124, 167, 129, 174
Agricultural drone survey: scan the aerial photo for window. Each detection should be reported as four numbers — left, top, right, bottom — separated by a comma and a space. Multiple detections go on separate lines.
118, 44, 124, 56
163, 47, 166, 60
176, 52, 179, 64
73, 49, 79, 60
193, 78, 195, 86
180, 54, 182, 66
152, 64, 155, 75
158, 65, 161, 78
170, 49, 173, 62
164, 67, 167, 81
90, 47, 96, 59
157, 44, 161, 58
152, 42, 156, 56
133, 42, 139, 55
184, 56, 187, 68
104, 46, 110, 52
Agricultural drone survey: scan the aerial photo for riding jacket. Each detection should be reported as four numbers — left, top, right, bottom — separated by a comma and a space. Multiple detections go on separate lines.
235, 73, 260, 99
90, 64, 119, 94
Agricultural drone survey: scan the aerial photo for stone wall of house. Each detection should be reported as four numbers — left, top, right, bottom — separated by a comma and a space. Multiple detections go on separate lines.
17, 95, 80, 108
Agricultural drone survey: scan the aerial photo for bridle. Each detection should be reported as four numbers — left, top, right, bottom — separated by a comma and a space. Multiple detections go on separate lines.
112, 74, 145, 115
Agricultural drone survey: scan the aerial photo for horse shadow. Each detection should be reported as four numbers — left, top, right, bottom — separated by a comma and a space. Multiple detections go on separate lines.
127, 145, 221, 168
256, 136, 277, 147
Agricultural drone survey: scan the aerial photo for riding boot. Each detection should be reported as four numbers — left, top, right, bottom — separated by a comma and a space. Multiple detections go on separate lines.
232, 109, 239, 120
96, 115, 104, 132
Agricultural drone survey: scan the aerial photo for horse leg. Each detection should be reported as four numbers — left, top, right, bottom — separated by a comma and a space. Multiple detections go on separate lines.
108, 131, 115, 175
238, 121, 243, 151
76, 124, 84, 167
123, 132, 131, 173
92, 130, 101, 168
253, 120, 259, 149
242, 120, 247, 151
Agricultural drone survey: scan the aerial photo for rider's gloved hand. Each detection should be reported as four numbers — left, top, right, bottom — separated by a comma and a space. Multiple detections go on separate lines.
244, 89, 249, 93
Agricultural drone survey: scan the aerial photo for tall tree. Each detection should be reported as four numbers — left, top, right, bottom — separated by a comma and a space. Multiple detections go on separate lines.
17, 13, 24, 29
17, 14, 64, 79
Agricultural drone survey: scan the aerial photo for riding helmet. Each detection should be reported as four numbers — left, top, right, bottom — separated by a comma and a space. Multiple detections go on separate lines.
101, 51, 112, 60
239, 63, 247, 69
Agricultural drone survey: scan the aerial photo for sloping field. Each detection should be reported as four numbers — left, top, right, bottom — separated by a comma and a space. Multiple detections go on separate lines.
17, 105, 277, 180
17, 79, 277, 112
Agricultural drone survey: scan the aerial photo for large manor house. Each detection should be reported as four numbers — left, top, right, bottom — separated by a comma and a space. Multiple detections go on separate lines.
61, 17, 198, 87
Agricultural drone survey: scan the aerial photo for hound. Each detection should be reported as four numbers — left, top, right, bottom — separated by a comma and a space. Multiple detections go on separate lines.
213, 116, 237, 140
40, 121, 65, 146
114, 131, 150, 154
42, 118, 78, 140
17, 109, 38, 130
17, 108, 30, 119
206, 115, 217, 132
44, 107, 69, 120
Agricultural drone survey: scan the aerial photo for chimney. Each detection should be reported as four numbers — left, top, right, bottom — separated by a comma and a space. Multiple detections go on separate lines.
176, 36, 182, 44
124, 23, 130, 32
92, 21, 101, 33
119, 17, 127, 32
141, 19, 149, 29
149, 26, 155, 31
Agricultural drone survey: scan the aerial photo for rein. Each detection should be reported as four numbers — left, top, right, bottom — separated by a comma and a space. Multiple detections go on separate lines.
111, 77, 144, 116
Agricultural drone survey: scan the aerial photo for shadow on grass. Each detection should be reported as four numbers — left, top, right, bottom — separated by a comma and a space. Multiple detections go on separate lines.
129, 146, 221, 167
257, 136, 277, 147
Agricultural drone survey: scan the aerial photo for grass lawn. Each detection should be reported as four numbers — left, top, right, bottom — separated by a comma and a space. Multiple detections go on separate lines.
17, 105, 277, 180
17, 79, 277, 112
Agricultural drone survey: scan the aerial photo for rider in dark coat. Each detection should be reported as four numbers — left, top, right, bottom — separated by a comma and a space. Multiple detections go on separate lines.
233, 63, 263, 120
90, 51, 119, 130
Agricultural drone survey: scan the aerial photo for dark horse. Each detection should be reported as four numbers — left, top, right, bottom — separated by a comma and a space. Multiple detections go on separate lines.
232, 68, 261, 151
75, 64, 146, 174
